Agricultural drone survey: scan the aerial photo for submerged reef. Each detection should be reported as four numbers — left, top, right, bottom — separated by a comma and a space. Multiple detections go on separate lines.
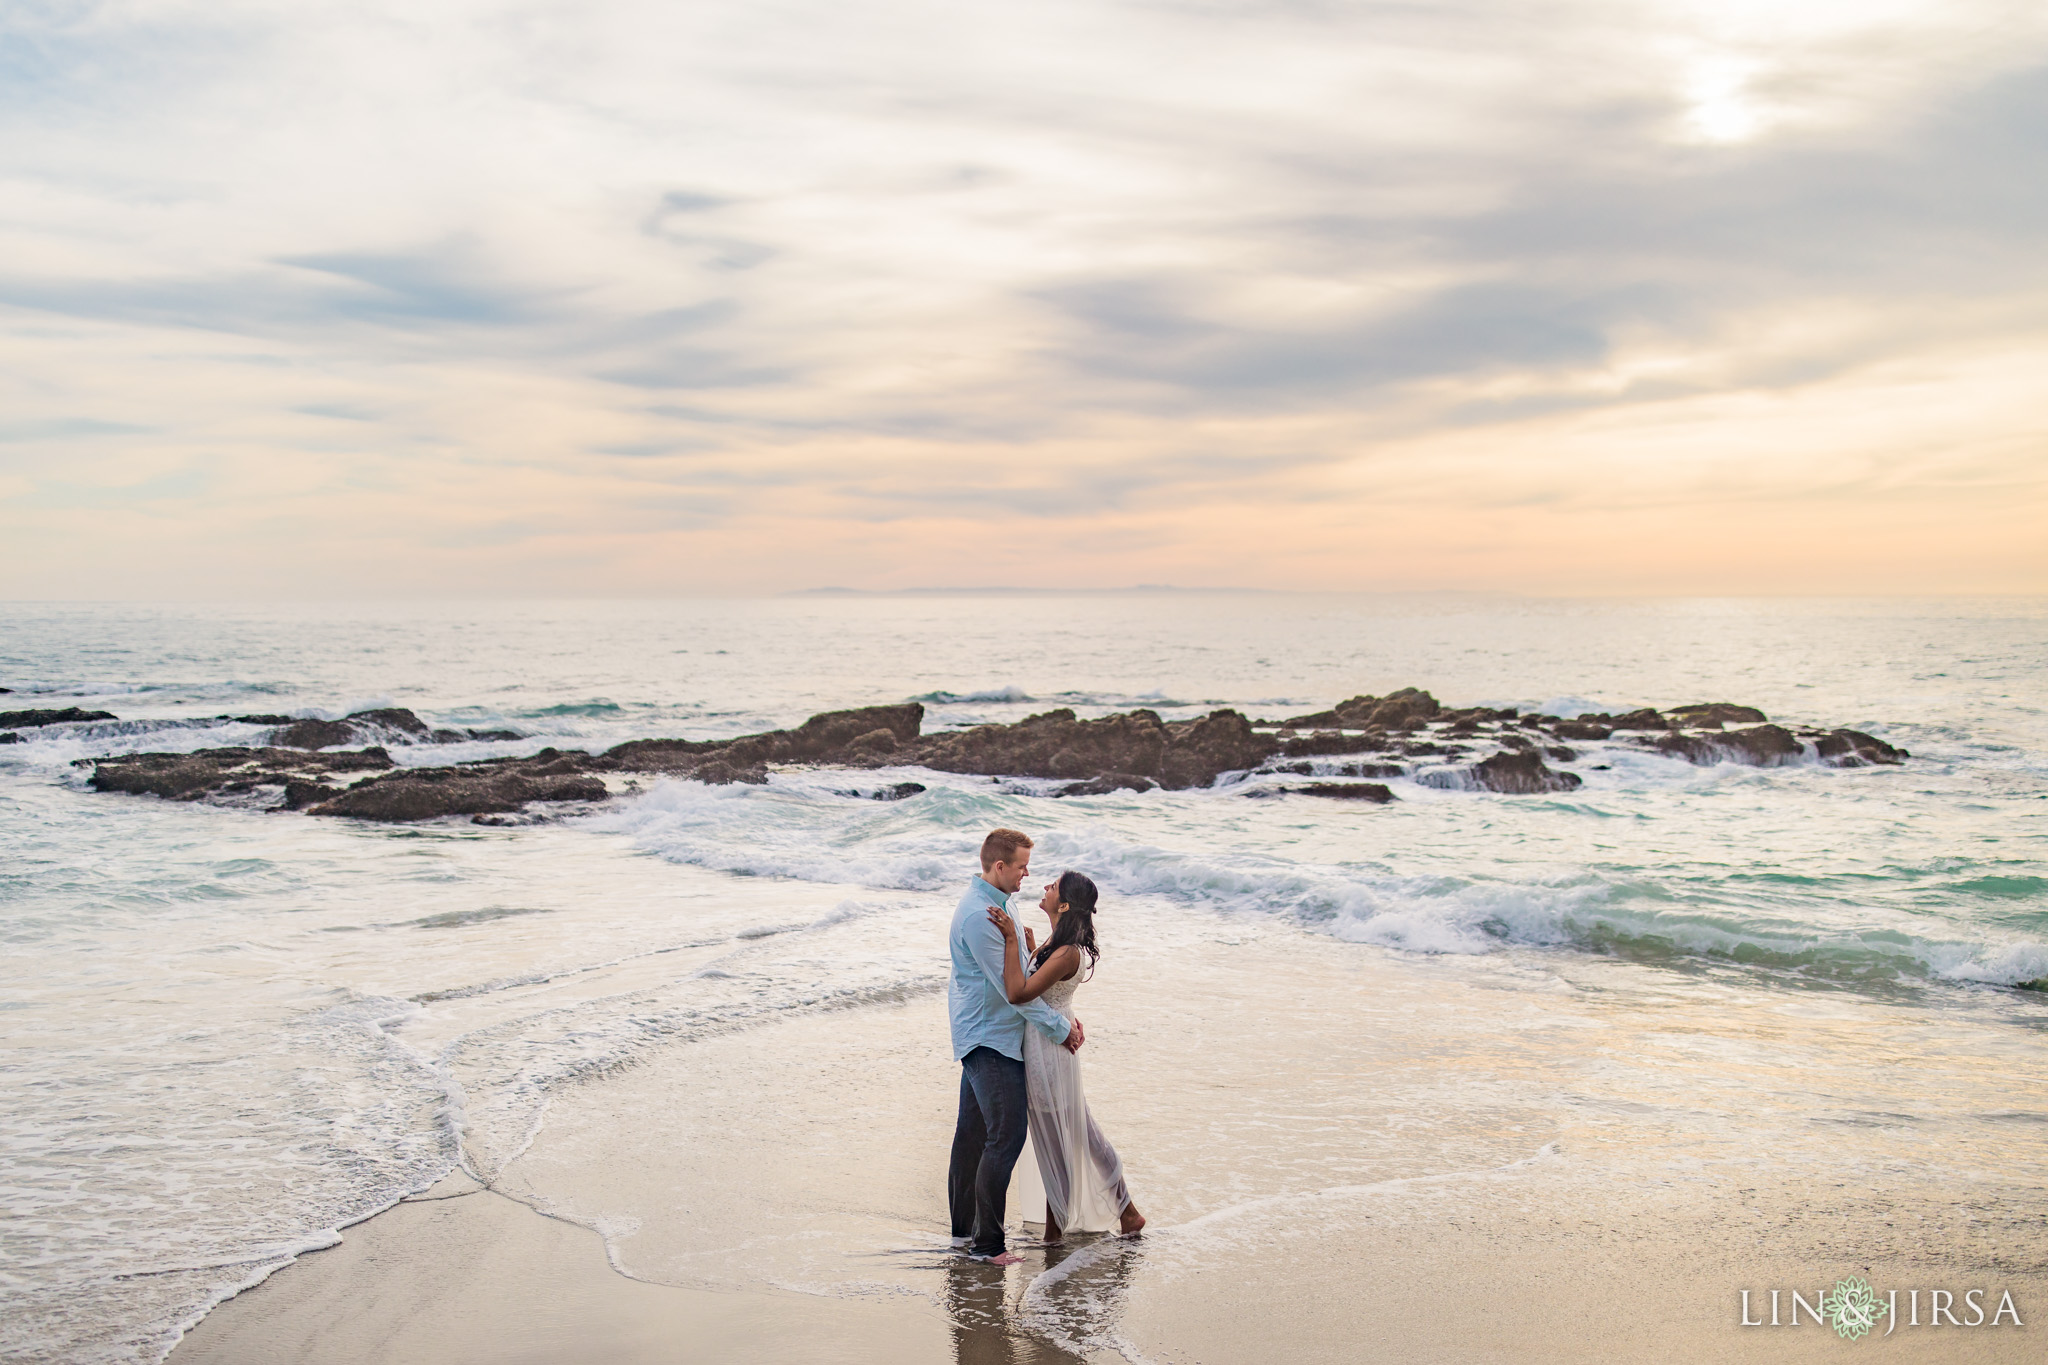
74, 689, 1908, 824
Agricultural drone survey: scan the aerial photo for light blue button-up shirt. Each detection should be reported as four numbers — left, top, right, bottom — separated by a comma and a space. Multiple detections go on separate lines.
949, 876, 1072, 1061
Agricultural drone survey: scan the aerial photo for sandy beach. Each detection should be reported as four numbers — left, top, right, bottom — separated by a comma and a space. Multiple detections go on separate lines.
173, 907, 2047, 1364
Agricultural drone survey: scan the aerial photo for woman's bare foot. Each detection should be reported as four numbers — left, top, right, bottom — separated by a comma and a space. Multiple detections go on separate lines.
1118, 1202, 1146, 1237
1044, 1205, 1064, 1243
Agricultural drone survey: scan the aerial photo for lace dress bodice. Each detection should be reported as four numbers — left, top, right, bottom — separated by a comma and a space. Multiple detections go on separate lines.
1037, 966, 1081, 1016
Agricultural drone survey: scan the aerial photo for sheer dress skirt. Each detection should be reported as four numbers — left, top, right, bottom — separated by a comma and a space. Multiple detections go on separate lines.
1021, 1006, 1129, 1233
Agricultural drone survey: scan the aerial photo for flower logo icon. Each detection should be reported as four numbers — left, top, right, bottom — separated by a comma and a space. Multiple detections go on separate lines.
1820, 1276, 1888, 1340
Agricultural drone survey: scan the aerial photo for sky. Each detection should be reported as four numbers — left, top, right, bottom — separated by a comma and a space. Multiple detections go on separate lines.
2, 0, 2044, 597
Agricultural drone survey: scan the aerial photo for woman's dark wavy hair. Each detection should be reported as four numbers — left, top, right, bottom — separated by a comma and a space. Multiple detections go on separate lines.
1032, 871, 1101, 977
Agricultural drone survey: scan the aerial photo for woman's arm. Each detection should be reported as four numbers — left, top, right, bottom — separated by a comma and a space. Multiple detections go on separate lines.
986, 907, 1081, 1004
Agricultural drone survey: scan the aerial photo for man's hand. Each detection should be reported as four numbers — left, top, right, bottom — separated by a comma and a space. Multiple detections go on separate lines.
1064, 1017, 1085, 1053
985, 904, 1017, 941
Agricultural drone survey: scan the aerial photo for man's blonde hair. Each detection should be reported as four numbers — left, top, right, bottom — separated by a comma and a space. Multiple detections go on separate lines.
980, 828, 1033, 870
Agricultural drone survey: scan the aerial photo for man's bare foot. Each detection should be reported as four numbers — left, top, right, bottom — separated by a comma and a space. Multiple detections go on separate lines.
1118, 1204, 1147, 1237
968, 1250, 1022, 1266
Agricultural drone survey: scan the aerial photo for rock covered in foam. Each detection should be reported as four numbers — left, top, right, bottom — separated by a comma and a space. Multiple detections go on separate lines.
1424, 749, 1584, 794
270, 708, 514, 750
1667, 703, 1769, 729
87, 746, 396, 800
1649, 724, 1804, 767
1812, 729, 1909, 767
1055, 772, 1158, 797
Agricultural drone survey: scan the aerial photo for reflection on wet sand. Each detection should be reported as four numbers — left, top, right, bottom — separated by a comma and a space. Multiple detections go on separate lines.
944, 1233, 1142, 1365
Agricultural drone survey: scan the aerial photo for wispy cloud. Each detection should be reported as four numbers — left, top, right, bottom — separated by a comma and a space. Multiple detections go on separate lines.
0, 0, 2043, 595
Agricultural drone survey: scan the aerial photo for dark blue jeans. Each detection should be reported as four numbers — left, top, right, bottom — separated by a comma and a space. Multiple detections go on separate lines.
948, 1045, 1028, 1257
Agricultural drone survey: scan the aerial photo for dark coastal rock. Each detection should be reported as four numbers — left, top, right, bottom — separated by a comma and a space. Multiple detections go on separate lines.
1290, 782, 1395, 803
1813, 729, 1908, 767
912, 708, 1165, 782
88, 747, 396, 801
837, 781, 928, 800
228, 713, 296, 725
272, 719, 358, 749
694, 759, 769, 785
605, 703, 923, 775
0, 707, 117, 728
910, 707, 1274, 790
873, 781, 927, 800
75, 688, 1904, 824
600, 734, 723, 772
848, 727, 899, 755
310, 766, 609, 822
272, 708, 440, 750
1650, 724, 1804, 767
1436, 706, 1516, 729
0, 733, 16, 744
1278, 730, 1389, 757
1426, 750, 1583, 794
1282, 687, 1441, 732
1667, 703, 1769, 729
347, 708, 432, 737
280, 778, 339, 810
1055, 773, 1158, 797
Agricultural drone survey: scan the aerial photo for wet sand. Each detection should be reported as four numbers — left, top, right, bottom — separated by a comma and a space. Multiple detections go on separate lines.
173, 1152, 2045, 1364
171, 1174, 957, 1365
175, 911, 2047, 1363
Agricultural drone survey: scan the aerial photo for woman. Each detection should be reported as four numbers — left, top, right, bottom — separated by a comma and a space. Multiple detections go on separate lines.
986, 871, 1146, 1241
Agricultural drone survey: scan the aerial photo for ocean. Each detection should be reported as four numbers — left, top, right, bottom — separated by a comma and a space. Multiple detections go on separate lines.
3, 595, 2044, 1362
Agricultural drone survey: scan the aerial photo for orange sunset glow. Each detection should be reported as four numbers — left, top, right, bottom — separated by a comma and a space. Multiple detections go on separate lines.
2, 0, 2043, 597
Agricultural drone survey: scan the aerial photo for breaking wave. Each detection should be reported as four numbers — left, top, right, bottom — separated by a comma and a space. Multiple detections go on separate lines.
596, 773, 2048, 992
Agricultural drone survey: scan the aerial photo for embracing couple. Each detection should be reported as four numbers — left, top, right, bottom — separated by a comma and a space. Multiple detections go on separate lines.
947, 827, 1146, 1265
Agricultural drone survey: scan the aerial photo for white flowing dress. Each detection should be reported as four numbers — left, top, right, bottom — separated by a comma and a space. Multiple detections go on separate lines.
1021, 963, 1130, 1233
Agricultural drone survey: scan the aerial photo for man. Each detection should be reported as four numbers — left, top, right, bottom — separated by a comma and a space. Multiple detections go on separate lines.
948, 827, 1082, 1265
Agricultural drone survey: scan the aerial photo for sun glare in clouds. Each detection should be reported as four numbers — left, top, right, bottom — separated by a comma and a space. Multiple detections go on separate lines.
0, 0, 2042, 597
1681, 56, 1771, 144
